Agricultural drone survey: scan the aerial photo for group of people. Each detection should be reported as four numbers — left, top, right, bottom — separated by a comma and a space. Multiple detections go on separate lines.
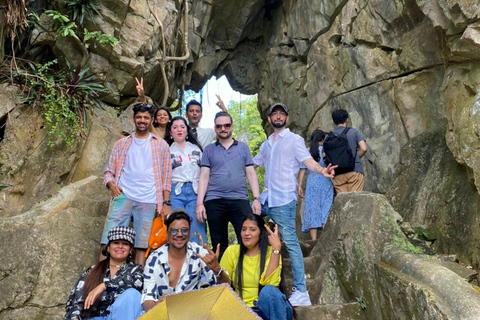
65, 80, 367, 320
298, 109, 367, 240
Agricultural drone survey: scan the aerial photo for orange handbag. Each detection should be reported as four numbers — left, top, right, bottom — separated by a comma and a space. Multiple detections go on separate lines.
145, 216, 167, 257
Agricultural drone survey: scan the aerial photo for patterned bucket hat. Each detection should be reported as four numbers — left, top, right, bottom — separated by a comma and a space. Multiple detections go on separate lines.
107, 226, 136, 245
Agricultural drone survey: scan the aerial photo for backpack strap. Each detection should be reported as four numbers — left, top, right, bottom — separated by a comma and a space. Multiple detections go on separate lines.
340, 127, 350, 138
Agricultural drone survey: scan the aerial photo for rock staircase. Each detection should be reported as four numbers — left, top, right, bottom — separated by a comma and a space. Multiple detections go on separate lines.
281, 240, 366, 320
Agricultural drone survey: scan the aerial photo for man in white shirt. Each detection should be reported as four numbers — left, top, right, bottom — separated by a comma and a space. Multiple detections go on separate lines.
101, 103, 172, 266
253, 103, 336, 307
141, 209, 228, 312
185, 96, 227, 148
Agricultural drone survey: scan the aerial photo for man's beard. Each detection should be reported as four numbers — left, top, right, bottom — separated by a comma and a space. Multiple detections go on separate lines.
272, 120, 286, 128
218, 131, 232, 139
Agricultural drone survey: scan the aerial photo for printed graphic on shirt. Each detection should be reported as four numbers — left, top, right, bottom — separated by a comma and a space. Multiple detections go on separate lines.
171, 150, 201, 170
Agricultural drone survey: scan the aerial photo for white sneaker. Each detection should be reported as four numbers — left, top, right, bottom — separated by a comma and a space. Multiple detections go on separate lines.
288, 288, 312, 306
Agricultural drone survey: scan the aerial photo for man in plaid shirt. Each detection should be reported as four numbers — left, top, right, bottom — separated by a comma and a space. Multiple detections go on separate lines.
100, 103, 172, 266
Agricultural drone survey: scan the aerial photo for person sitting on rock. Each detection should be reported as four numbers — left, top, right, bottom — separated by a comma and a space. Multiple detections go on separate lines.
141, 209, 229, 312
65, 226, 143, 320
220, 214, 293, 320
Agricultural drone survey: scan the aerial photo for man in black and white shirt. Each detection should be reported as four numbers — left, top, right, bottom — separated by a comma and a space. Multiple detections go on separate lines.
141, 210, 228, 312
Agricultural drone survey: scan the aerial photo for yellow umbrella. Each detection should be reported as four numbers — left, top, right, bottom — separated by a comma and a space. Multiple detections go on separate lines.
139, 284, 262, 320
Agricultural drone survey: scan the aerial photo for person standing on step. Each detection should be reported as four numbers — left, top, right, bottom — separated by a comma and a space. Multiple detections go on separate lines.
196, 111, 261, 260
298, 129, 334, 240
164, 116, 207, 245
325, 109, 367, 193
100, 103, 172, 267
253, 103, 337, 307
185, 95, 227, 148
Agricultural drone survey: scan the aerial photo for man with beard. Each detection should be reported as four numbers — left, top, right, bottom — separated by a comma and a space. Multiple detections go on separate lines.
185, 96, 227, 148
101, 103, 172, 266
253, 103, 337, 306
196, 112, 261, 259
142, 209, 227, 311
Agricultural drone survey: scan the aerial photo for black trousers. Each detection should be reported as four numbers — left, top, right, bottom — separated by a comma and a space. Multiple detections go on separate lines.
204, 198, 252, 260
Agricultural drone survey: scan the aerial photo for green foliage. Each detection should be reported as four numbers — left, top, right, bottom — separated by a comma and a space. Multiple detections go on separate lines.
65, 0, 103, 27
13, 59, 109, 146
83, 28, 118, 48
356, 296, 367, 310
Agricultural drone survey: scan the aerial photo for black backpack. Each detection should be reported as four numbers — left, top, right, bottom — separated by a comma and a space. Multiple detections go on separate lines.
323, 127, 355, 175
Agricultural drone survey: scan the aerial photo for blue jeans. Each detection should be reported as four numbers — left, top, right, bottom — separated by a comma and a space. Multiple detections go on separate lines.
171, 183, 207, 245
89, 288, 142, 320
262, 200, 306, 292
253, 285, 293, 320
100, 193, 156, 248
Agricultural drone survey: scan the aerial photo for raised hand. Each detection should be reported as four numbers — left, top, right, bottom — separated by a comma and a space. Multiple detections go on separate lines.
198, 244, 221, 273
135, 77, 146, 103
215, 94, 227, 112
264, 223, 281, 251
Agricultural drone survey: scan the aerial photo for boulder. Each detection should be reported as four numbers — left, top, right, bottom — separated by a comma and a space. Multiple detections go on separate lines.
0, 176, 109, 320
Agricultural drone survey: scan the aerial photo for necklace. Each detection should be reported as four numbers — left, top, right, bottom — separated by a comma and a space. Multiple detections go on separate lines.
133, 133, 149, 146
110, 263, 124, 269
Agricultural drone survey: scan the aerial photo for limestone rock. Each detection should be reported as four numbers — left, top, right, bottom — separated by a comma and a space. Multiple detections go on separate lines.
0, 176, 109, 320
311, 192, 480, 320
386, 125, 480, 267
0, 105, 85, 218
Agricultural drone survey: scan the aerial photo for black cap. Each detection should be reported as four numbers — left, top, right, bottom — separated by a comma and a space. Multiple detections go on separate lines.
268, 103, 288, 116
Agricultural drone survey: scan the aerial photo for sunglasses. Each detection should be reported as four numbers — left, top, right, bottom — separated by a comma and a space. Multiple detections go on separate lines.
215, 123, 232, 129
168, 228, 190, 236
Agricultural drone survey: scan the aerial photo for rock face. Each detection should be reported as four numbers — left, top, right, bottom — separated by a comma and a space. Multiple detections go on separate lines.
0, 176, 108, 320
309, 192, 480, 320
1, 0, 480, 319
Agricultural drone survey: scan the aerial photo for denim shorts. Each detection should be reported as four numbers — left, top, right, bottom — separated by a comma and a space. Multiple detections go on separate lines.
100, 193, 156, 248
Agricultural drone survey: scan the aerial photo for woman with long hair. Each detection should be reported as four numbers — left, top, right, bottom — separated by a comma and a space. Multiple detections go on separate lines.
152, 107, 172, 139
298, 129, 334, 240
164, 116, 206, 245
134, 77, 172, 139
220, 214, 293, 320
65, 227, 143, 320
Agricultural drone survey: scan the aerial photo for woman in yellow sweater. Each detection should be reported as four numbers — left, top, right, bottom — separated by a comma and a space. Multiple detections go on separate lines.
220, 214, 293, 320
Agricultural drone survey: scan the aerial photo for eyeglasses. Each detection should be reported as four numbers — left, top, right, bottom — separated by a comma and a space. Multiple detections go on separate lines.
215, 123, 232, 129
167, 228, 190, 236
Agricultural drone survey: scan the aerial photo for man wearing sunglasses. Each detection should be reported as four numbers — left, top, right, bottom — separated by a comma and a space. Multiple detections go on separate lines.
101, 103, 172, 267
142, 210, 227, 311
196, 112, 261, 259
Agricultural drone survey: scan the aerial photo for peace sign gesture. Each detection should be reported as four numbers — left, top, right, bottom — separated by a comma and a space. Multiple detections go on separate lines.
135, 77, 146, 104
265, 223, 281, 251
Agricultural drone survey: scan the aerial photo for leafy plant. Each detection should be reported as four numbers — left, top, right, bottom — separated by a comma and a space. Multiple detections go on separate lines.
83, 28, 118, 48
65, 0, 104, 27
13, 59, 108, 146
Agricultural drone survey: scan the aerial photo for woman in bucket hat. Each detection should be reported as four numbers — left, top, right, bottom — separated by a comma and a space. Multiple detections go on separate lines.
65, 226, 143, 320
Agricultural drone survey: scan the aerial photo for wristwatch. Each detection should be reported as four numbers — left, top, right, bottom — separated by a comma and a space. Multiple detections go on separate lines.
163, 200, 171, 206
272, 249, 280, 255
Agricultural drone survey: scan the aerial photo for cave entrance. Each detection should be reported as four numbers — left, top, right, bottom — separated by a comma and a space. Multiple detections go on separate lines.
180, 76, 263, 146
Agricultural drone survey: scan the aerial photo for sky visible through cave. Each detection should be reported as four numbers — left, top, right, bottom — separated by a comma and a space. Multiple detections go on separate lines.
192, 76, 254, 128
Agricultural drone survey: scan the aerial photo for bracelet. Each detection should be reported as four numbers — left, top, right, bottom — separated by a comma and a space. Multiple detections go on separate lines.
253, 197, 260, 202
196, 203, 203, 207
215, 267, 224, 277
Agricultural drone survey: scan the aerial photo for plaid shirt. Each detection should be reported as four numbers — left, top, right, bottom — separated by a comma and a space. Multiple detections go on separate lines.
104, 134, 172, 207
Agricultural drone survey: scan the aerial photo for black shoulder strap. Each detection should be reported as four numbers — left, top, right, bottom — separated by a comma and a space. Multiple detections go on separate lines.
340, 127, 350, 138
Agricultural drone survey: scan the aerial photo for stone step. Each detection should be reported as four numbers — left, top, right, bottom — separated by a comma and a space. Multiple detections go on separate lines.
281, 239, 318, 258
294, 302, 365, 320
282, 255, 320, 281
